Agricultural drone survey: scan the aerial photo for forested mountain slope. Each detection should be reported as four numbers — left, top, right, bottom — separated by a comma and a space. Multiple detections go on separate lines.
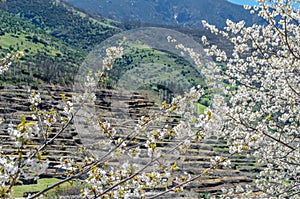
1, 0, 122, 51
65, 0, 261, 28
0, 10, 85, 85
0, 0, 124, 85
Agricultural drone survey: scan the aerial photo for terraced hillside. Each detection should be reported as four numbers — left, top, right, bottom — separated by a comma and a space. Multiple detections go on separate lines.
0, 85, 83, 177
0, 86, 260, 197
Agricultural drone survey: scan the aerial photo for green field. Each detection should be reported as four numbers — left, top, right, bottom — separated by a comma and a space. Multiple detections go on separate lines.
13, 178, 84, 198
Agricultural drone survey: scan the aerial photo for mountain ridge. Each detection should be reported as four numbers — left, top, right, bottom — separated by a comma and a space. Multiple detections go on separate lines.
65, 0, 261, 28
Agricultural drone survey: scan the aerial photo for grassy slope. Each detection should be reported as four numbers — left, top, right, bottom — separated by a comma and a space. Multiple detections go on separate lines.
12, 178, 61, 197
12, 178, 85, 198
106, 43, 212, 108
108, 43, 205, 96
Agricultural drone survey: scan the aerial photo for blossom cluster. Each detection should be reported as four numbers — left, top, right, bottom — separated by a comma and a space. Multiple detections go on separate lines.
199, 0, 300, 197
103, 46, 124, 71
0, 51, 24, 74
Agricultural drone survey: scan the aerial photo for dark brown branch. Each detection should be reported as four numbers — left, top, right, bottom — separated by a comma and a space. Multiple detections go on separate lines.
284, 17, 300, 60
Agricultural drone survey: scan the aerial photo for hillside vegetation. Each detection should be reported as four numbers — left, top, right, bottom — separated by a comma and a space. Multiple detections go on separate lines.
0, 10, 84, 85
110, 44, 205, 92
1, 0, 121, 51
0, 0, 123, 85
